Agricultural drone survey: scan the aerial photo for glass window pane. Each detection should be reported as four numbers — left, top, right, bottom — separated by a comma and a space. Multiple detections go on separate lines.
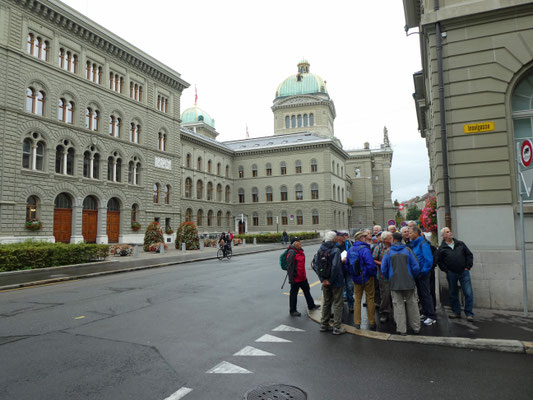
513, 118, 532, 140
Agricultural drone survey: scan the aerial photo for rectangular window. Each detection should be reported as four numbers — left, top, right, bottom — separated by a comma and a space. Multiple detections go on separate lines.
239, 194, 245, 203
267, 216, 273, 225
281, 192, 288, 201
281, 216, 288, 225
266, 193, 273, 202
296, 191, 303, 200
311, 164, 317, 172
312, 215, 319, 224
311, 190, 319, 200
297, 216, 303, 225
239, 170, 244, 178
266, 168, 272, 176
252, 170, 257, 177
296, 166, 302, 174
281, 166, 286, 175
252, 194, 258, 203
253, 216, 259, 226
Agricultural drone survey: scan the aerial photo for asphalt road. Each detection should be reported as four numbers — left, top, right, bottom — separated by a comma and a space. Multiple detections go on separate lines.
1, 244, 532, 400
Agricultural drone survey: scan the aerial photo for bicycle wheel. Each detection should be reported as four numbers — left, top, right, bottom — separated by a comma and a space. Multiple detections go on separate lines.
226, 249, 232, 260
217, 249, 224, 260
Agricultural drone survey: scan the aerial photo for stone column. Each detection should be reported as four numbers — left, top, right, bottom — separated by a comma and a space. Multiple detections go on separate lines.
70, 198, 84, 244
96, 205, 108, 244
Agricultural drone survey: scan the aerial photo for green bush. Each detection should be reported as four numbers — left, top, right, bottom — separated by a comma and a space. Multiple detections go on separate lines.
175, 221, 200, 250
234, 231, 319, 243
0, 241, 109, 272
144, 221, 164, 252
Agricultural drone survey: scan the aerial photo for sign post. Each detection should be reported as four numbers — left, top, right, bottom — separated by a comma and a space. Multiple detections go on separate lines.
516, 141, 530, 317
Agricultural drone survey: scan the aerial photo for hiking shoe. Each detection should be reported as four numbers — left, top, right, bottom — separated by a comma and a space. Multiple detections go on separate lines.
466, 315, 474, 322
369, 324, 377, 331
332, 327, 346, 335
449, 313, 461, 319
309, 305, 321, 311
354, 324, 361, 329
379, 315, 388, 323
420, 314, 427, 321
320, 325, 333, 332
423, 317, 436, 326
290, 311, 301, 317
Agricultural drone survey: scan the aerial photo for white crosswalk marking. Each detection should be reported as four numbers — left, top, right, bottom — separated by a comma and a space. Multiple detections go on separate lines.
163, 387, 193, 400
233, 346, 275, 356
255, 334, 291, 343
206, 361, 252, 374
272, 324, 305, 332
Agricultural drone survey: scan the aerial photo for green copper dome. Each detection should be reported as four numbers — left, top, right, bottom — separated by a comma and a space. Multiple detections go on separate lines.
276, 60, 328, 98
181, 106, 215, 128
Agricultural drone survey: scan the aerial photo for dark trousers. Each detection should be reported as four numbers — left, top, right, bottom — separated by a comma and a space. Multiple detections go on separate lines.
415, 273, 435, 319
429, 268, 436, 311
289, 280, 316, 313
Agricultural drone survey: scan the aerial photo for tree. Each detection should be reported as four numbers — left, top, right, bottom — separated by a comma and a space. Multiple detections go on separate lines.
393, 199, 399, 207
405, 204, 421, 221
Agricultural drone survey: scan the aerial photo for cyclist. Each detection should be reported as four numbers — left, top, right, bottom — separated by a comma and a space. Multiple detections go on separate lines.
219, 232, 231, 257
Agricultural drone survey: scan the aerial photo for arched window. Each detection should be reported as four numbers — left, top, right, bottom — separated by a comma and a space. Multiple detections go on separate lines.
341, 166, 344, 176
281, 211, 288, 225
158, 132, 167, 151
153, 183, 160, 203
26, 88, 45, 115
22, 139, 32, 169
197, 157, 202, 170
207, 182, 213, 201
285, 116, 290, 128
185, 178, 192, 198
337, 186, 340, 201
165, 185, 171, 204
332, 184, 336, 201
185, 208, 193, 222
197, 209, 204, 226
225, 185, 231, 203
280, 162, 286, 175
226, 211, 232, 227
58, 98, 74, 123
252, 164, 258, 177
252, 187, 259, 203
217, 162, 221, 175
238, 188, 245, 203
311, 159, 318, 172
26, 196, 38, 221
309, 113, 314, 126
332, 160, 335, 172
216, 184, 222, 201
197, 180, 203, 199
85, 107, 99, 131
207, 160, 212, 173
297, 114, 302, 127
107, 153, 122, 182
296, 210, 303, 225
109, 115, 121, 138
217, 211, 222, 226
295, 160, 302, 174
280, 185, 288, 201
295, 184, 303, 200
127, 157, 140, 185
84, 150, 100, 179
252, 212, 259, 226
55, 143, 74, 175
186, 153, 191, 168
342, 188, 345, 202
266, 211, 273, 225
55, 193, 72, 209
311, 183, 319, 199
108, 198, 120, 212
83, 195, 98, 210
131, 204, 139, 223
22, 137, 45, 171
238, 165, 244, 178
304, 114, 309, 127
266, 163, 272, 176
337, 164, 340, 176
207, 210, 214, 226
291, 115, 296, 128
266, 186, 273, 202
130, 123, 140, 143
312, 209, 319, 225
354, 168, 361, 178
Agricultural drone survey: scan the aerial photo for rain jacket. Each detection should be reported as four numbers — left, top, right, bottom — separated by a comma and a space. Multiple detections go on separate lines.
346, 241, 377, 285
286, 245, 306, 284
316, 241, 344, 287
407, 236, 433, 276
381, 244, 420, 290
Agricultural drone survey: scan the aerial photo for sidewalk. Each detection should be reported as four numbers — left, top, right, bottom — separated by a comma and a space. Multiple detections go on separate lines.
0, 239, 321, 290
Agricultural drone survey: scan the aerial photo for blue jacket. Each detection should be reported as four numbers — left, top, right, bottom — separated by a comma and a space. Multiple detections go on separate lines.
407, 236, 433, 276
317, 241, 344, 288
346, 241, 377, 285
381, 244, 420, 282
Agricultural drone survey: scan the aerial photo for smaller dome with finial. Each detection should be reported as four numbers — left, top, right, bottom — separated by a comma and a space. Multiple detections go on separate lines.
276, 59, 327, 98
181, 106, 215, 128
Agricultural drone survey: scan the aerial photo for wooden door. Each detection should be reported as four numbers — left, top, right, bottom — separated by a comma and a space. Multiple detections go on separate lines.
106, 211, 120, 243
53, 208, 72, 243
238, 221, 245, 234
82, 209, 98, 243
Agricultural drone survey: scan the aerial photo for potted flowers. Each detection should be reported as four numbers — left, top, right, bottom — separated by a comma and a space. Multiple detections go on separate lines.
131, 222, 141, 231
165, 226, 174, 235
25, 220, 42, 231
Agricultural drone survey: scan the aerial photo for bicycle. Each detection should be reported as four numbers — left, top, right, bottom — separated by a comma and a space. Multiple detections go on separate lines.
217, 243, 232, 260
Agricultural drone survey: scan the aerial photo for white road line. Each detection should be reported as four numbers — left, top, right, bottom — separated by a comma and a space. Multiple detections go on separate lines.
163, 387, 193, 400
234, 346, 275, 356
206, 361, 252, 374
255, 334, 291, 343
272, 324, 305, 332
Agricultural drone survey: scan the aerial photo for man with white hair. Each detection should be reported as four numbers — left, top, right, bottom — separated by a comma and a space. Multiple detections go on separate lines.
317, 231, 346, 335
400, 226, 410, 244
372, 225, 382, 245
387, 225, 397, 234
407, 220, 418, 229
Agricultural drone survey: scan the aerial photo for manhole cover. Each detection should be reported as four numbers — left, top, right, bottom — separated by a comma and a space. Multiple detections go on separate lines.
244, 384, 307, 400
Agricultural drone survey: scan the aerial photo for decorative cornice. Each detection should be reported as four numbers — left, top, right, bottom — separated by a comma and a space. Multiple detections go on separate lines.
15, 0, 190, 91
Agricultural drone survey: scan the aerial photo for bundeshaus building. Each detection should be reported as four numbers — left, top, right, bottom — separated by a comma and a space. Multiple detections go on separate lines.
0, 0, 394, 245
404, 0, 533, 310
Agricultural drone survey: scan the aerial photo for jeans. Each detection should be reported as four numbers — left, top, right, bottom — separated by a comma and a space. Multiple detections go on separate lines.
447, 270, 474, 317
415, 273, 435, 319
289, 280, 316, 313
344, 277, 354, 308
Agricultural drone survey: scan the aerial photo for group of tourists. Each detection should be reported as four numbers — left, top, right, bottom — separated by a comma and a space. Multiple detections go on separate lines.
283, 222, 474, 336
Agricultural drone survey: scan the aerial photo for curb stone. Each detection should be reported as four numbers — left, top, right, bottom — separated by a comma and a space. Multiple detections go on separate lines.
307, 298, 530, 355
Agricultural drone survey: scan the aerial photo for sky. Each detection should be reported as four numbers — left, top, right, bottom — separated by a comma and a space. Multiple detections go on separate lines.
62, 0, 429, 203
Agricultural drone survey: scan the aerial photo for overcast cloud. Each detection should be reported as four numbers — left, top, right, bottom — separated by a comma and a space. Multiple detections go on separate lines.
62, 0, 429, 202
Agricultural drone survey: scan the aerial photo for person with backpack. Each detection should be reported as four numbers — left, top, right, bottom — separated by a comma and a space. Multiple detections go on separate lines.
285, 237, 319, 317
381, 232, 421, 335
316, 231, 346, 335
407, 226, 436, 326
348, 230, 378, 330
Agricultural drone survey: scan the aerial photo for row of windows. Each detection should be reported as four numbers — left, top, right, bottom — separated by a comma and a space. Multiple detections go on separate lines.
285, 113, 315, 129
27, 32, 151, 108
25, 88, 169, 148
184, 179, 231, 202
153, 183, 172, 204
238, 160, 318, 178
185, 154, 231, 177
184, 209, 233, 227
237, 184, 321, 203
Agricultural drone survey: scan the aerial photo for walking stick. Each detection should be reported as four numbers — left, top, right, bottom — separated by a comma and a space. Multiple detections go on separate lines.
281, 273, 288, 290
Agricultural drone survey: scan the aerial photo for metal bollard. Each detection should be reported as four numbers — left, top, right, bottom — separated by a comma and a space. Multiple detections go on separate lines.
243, 239, 246, 246
182, 243, 186, 253
133, 244, 139, 257
200, 240, 204, 251
253, 237, 257, 245
160, 243, 165, 255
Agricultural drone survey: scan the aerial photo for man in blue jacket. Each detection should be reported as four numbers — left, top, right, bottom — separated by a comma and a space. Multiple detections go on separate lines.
347, 230, 377, 330
381, 233, 421, 335
408, 226, 436, 325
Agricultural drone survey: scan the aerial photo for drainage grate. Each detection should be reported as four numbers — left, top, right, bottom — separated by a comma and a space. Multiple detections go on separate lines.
244, 384, 307, 400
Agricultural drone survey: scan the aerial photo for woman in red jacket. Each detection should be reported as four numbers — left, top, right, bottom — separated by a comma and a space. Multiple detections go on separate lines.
286, 237, 320, 316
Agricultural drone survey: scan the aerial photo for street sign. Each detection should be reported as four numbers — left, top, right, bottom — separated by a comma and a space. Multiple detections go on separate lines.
521, 139, 532, 168
388, 219, 395, 226
463, 121, 494, 134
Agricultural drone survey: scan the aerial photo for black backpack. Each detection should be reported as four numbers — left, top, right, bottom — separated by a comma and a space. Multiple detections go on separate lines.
312, 248, 334, 281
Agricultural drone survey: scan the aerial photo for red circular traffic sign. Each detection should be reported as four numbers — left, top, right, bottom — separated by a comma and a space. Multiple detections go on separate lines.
521, 139, 533, 168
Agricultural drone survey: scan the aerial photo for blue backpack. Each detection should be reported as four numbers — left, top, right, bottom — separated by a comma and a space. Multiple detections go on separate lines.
348, 246, 363, 278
